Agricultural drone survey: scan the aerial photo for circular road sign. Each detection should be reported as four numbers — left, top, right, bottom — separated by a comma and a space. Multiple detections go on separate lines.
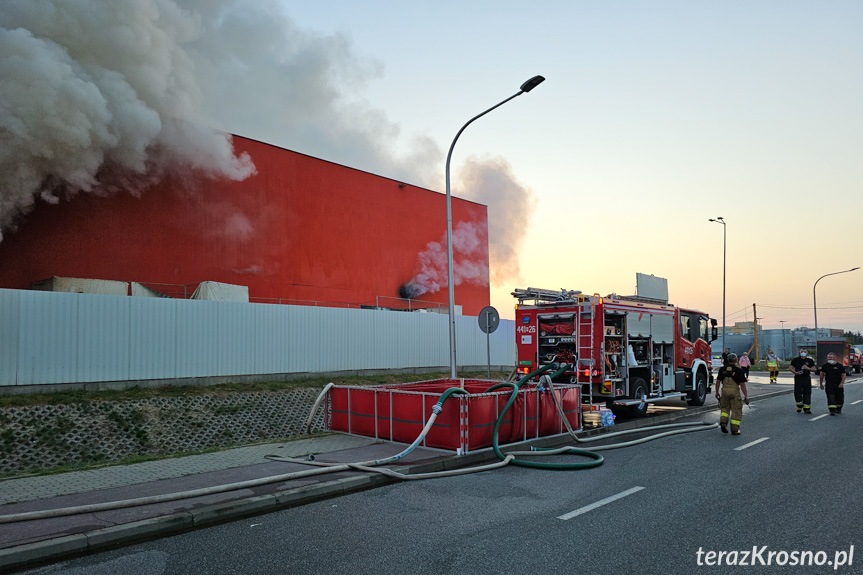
478, 306, 500, 334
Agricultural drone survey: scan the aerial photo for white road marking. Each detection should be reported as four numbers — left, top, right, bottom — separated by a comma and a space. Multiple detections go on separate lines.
558, 486, 645, 521
734, 437, 769, 451
852, 400, 863, 405
810, 414, 828, 421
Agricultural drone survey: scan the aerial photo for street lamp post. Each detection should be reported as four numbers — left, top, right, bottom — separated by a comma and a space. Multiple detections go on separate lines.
813, 267, 859, 337
709, 217, 726, 352
445, 75, 545, 379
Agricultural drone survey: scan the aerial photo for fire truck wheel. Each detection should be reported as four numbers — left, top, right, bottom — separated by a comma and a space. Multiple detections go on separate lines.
628, 377, 649, 417
687, 371, 707, 406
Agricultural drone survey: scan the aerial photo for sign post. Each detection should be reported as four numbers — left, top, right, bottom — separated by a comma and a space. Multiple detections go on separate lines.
478, 306, 500, 378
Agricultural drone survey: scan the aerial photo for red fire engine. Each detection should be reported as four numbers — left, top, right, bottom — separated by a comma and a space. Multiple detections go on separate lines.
513, 286, 718, 416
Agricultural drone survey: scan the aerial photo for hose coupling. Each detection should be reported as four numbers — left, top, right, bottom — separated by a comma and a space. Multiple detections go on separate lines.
432, 404, 443, 415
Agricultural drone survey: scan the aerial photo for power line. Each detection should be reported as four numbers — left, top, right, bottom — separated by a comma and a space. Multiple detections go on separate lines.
760, 304, 863, 311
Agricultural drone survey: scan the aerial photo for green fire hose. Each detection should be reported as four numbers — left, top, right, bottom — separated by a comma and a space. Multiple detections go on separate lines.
486, 364, 604, 470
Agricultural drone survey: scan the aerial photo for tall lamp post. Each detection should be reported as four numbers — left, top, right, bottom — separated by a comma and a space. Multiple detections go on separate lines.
709, 217, 726, 352
813, 267, 859, 337
445, 75, 546, 379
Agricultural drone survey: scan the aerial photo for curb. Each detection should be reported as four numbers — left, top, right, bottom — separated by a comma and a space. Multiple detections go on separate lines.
0, 386, 796, 572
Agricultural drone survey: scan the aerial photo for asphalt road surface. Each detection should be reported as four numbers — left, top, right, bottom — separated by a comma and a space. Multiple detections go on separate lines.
23, 380, 863, 575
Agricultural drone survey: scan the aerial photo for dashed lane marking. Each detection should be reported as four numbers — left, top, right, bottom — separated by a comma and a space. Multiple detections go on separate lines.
557, 486, 645, 520
810, 414, 829, 421
852, 400, 863, 405
734, 437, 769, 451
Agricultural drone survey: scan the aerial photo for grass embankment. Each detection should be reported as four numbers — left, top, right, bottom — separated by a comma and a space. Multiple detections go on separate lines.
0, 370, 513, 478
0, 370, 514, 408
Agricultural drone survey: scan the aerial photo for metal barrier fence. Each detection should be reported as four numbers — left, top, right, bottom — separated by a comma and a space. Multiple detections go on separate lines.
0, 288, 515, 388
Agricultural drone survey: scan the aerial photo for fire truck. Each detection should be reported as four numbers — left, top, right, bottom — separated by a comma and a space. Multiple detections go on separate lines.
513, 285, 718, 416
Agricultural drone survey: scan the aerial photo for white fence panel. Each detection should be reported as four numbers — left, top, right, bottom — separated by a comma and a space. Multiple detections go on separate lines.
76, 293, 131, 383
17, 291, 78, 385
253, 303, 290, 375
0, 290, 20, 385
129, 297, 177, 380
0, 288, 517, 388
288, 305, 317, 373
175, 300, 220, 378
218, 302, 257, 376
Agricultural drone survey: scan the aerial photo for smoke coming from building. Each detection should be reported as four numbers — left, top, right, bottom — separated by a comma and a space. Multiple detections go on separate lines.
400, 221, 489, 299
0, 0, 256, 240
455, 156, 536, 286
1, 0, 535, 293
401, 156, 535, 298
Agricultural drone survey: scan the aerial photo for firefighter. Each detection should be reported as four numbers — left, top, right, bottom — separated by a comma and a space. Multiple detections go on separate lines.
766, 349, 780, 383
819, 352, 846, 415
789, 348, 816, 413
714, 353, 750, 435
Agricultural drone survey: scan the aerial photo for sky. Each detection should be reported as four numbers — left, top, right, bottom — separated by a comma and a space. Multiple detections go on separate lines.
278, 0, 863, 332
2, 1, 862, 333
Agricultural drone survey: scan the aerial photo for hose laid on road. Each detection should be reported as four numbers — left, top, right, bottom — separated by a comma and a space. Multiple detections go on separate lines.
486, 365, 604, 470
535, 375, 719, 452
0, 385, 480, 524
0, 370, 712, 524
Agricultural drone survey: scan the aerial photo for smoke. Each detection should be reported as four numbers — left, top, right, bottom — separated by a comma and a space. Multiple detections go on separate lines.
178, 0, 443, 189
400, 221, 489, 299
455, 156, 536, 285
1, 0, 534, 290
0, 0, 255, 241
400, 156, 535, 298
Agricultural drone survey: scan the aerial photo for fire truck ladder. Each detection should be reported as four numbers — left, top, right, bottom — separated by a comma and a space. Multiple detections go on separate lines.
575, 294, 600, 407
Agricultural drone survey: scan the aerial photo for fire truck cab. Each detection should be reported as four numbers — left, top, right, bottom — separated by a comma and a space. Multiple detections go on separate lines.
513, 286, 718, 417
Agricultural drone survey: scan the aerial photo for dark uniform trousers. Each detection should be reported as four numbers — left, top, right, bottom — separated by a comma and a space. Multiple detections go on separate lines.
793, 376, 812, 411
826, 383, 845, 414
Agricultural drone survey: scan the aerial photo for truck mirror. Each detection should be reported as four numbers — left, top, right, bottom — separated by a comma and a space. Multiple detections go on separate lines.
710, 318, 718, 327
711, 327, 718, 342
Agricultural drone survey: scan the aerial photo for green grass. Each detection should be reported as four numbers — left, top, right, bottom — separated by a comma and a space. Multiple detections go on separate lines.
0, 370, 513, 408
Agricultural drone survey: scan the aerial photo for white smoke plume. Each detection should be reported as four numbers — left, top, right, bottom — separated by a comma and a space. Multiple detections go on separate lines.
0, 0, 255, 241
1, 0, 534, 291
178, 0, 443, 189
400, 221, 489, 299
401, 155, 536, 298
456, 156, 536, 285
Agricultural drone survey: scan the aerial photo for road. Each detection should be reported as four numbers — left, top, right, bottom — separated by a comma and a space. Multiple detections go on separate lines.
22, 379, 863, 574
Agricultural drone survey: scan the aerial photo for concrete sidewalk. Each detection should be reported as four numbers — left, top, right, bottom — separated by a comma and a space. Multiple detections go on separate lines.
0, 378, 804, 572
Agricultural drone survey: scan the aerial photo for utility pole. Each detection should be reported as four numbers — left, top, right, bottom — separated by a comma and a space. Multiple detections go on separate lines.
779, 320, 787, 360
752, 303, 760, 366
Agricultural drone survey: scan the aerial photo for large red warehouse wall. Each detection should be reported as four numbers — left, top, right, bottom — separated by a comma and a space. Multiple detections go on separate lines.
0, 136, 490, 315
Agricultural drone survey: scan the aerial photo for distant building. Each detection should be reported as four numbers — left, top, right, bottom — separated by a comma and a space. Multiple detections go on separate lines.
719, 324, 845, 361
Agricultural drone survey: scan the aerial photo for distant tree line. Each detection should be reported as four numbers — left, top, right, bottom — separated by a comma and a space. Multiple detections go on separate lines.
843, 331, 863, 344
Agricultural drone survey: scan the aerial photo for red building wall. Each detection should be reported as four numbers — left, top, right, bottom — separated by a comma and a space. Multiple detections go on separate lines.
0, 136, 490, 315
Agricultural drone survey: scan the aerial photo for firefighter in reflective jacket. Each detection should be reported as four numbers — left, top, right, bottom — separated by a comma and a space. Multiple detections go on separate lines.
714, 353, 750, 435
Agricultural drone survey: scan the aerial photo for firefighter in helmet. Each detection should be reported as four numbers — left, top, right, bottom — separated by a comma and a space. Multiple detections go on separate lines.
715, 353, 750, 435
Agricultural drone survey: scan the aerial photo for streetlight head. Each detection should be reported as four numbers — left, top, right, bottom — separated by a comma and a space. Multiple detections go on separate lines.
520, 75, 545, 93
